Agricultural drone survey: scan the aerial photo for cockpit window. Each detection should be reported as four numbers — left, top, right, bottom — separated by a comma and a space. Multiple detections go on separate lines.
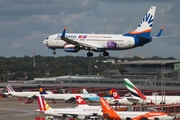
46, 37, 49, 39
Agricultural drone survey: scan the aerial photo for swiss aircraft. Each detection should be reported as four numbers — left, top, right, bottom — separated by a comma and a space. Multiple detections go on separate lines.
124, 78, 180, 104
76, 96, 128, 111
43, 6, 163, 57
100, 97, 174, 120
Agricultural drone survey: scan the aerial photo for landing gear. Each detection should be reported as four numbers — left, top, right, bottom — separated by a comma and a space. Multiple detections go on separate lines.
87, 52, 93, 57
103, 51, 109, 57
87, 51, 109, 57
52, 50, 56, 55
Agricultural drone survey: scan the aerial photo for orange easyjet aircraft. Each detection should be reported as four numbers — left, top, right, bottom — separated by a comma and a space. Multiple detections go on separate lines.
100, 97, 174, 120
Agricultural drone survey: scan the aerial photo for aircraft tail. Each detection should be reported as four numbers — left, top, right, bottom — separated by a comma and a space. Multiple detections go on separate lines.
37, 95, 51, 112
6, 83, 15, 92
100, 97, 121, 119
124, 6, 156, 38
124, 78, 146, 100
111, 88, 121, 99
38, 85, 48, 94
76, 96, 89, 107
82, 88, 89, 94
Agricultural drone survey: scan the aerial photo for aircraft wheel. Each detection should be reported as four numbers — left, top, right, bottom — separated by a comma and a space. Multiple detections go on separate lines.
53, 51, 56, 55
103, 52, 109, 57
139, 117, 148, 120
87, 52, 93, 57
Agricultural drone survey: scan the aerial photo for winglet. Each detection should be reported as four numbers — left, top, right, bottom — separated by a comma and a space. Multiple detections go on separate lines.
61, 26, 66, 38
100, 97, 121, 119
156, 26, 164, 37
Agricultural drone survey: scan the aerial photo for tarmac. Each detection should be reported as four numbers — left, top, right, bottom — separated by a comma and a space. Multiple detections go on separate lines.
0, 97, 83, 120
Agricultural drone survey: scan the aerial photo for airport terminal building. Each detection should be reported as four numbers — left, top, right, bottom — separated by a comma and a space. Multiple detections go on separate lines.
15, 59, 180, 91
104, 60, 180, 81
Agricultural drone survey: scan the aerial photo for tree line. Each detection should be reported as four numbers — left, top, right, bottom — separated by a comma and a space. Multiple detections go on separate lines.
0, 55, 176, 82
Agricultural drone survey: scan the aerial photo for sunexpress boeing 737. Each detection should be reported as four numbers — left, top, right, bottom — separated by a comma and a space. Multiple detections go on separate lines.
43, 6, 163, 57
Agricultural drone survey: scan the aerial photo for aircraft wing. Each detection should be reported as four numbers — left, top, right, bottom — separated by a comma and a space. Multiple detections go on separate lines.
61, 36, 103, 51
126, 97, 140, 103
52, 111, 97, 118
61, 27, 103, 51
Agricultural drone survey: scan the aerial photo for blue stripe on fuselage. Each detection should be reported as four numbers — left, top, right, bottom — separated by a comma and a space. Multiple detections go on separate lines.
133, 36, 152, 47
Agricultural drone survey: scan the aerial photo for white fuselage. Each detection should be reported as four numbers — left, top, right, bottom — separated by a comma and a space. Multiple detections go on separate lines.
145, 95, 180, 104
42, 93, 97, 100
107, 97, 134, 105
7, 91, 53, 98
43, 33, 136, 50
44, 107, 102, 118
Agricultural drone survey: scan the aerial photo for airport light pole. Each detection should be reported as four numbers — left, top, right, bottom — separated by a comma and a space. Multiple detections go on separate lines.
161, 63, 165, 111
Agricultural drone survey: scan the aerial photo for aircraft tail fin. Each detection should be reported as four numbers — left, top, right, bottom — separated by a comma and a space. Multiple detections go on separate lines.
124, 78, 147, 100
37, 95, 51, 112
38, 85, 48, 94
100, 97, 120, 119
111, 88, 121, 99
6, 83, 15, 92
82, 88, 89, 94
76, 96, 89, 107
124, 6, 156, 38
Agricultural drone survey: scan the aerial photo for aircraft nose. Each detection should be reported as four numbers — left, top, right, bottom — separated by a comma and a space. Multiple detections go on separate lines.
43, 40, 48, 46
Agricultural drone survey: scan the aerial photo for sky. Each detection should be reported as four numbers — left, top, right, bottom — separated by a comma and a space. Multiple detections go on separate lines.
0, 0, 180, 59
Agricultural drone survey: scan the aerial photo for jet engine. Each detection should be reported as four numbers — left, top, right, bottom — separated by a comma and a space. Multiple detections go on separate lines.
77, 115, 85, 120
64, 44, 80, 52
139, 98, 153, 104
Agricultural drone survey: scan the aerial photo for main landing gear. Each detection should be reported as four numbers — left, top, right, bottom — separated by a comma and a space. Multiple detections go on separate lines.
87, 51, 109, 57
52, 49, 56, 55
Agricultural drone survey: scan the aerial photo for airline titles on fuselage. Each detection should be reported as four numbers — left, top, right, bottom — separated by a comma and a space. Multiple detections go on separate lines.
56, 34, 112, 40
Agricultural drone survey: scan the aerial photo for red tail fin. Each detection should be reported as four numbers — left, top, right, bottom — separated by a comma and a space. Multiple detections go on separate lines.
111, 88, 121, 99
37, 95, 50, 111
76, 96, 87, 105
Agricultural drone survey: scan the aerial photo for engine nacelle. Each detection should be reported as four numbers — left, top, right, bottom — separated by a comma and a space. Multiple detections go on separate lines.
139, 98, 152, 104
77, 115, 85, 120
64, 44, 80, 52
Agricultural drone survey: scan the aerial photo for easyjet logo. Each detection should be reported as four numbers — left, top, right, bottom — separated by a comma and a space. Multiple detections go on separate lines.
148, 112, 162, 116
101, 98, 111, 110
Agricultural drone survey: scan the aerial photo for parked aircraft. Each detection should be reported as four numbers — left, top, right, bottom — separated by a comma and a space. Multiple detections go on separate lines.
107, 88, 138, 105
40, 88, 98, 103
124, 78, 180, 104
100, 97, 174, 120
76, 96, 128, 111
4, 83, 52, 99
43, 6, 164, 57
36, 95, 101, 120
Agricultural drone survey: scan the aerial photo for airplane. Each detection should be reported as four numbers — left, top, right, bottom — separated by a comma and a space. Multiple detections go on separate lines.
75, 96, 128, 111
100, 97, 174, 120
4, 83, 52, 99
43, 6, 164, 57
36, 95, 102, 120
109, 88, 155, 105
40, 88, 98, 103
124, 78, 180, 104
107, 88, 141, 105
